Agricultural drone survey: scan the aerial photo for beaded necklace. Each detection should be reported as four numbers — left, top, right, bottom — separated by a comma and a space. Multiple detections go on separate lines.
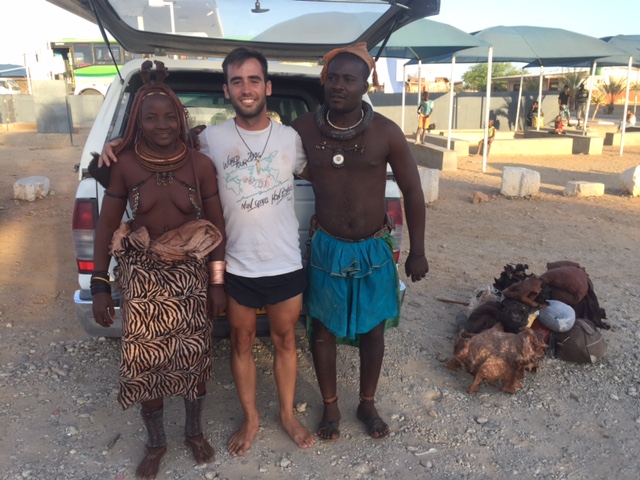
134, 136, 189, 185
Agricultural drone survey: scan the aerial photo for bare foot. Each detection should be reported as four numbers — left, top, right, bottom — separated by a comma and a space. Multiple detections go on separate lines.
317, 399, 341, 440
356, 399, 389, 439
185, 433, 215, 465
280, 414, 314, 449
135, 445, 167, 479
227, 420, 259, 456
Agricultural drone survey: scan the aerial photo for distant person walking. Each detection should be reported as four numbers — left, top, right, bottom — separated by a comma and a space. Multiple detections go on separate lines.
575, 84, 588, 128
415, 91, 434, 144
558, 85, 571, 126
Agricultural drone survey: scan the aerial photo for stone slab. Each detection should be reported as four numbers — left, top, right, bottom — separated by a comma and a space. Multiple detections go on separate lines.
13, 176, 50, 201
564, 181, 605, 197
500, 167, 540, 197
620, 165, 640, 197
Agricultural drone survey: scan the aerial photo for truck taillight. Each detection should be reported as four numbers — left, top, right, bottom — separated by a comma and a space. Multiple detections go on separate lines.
386, 198, 403, 263
72, 199, 98, 274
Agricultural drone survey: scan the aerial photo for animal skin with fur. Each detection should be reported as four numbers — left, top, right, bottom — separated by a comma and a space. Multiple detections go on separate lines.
446, 324, 548, 394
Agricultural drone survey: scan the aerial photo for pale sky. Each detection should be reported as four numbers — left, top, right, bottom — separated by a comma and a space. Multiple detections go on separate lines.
1, 0, 637, 68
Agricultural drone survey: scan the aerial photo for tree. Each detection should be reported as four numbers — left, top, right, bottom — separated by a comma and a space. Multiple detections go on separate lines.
590, 92, 605, 119
522, 77, 540, 92
560, 69, 590, 107
462, 63, 521, 91
598, 76, 626, 114
560, 69, 589, 93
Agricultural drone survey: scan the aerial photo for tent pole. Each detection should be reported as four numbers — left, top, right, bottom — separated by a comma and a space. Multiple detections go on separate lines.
634, 67, 638, 116
417, 60, 422, 102
482, 47, 493, 173
536, 66, 544, 131
401, 63, 406, 133
515, 69, 524, 132
416, 60, 422, 140
620, 55, 633, 156
583, 61, 597, 135
447, 56, 456, 149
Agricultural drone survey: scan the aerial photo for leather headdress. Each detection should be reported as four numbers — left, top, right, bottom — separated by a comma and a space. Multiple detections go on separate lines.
320, 42, 379, 87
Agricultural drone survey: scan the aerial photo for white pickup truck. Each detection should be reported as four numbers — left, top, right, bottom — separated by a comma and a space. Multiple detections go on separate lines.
54, 0, 437, 336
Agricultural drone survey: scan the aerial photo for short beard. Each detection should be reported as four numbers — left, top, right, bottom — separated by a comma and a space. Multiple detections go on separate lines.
231, 97, 267, 121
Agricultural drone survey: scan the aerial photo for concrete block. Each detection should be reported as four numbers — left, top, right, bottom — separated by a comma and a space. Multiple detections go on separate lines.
571, 135, 604, 155
604, 132, 640, 146
13, 176, 50, 201
417, 166, 440, 203
564, 181, 605, 197
409, 141, 458, 171
422, 133, 469, 156
620, 165, 640, 197
524, 129, 604, 155
500, 167, 540, 197
490, 137, 573, 155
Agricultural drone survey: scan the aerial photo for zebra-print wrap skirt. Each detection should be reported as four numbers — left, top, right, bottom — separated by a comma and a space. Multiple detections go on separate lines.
110, 219, 223, 410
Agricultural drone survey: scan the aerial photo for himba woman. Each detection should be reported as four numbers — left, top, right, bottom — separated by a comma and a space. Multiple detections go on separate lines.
91, 60, 226, 479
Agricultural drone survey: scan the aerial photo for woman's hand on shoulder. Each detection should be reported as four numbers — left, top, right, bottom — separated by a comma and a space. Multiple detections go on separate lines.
99, 138, 123, 167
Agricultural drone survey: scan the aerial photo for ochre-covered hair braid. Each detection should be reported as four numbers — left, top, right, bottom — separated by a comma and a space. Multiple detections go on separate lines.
115, 60, 189, 156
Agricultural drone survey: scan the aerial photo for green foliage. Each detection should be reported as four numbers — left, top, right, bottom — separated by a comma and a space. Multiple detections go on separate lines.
590, 92, 605, 119
522, 77, 540, 92
560, 69, 589, 92
598, 76, 626, 107
462, 63, 521, 91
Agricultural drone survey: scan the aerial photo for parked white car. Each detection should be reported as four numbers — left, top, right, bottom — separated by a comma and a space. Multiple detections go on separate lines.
49, 0, 435, 336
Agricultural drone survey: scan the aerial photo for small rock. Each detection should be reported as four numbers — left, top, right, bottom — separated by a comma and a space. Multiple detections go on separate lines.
295, 402, 307, 413
424, 390, 442, 401
280, 457, 291, 468
476, 417, 489, 425
472, 191, 489, 204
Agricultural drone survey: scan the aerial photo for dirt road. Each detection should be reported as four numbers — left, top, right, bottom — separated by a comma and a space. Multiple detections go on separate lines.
0, 131, 639, 480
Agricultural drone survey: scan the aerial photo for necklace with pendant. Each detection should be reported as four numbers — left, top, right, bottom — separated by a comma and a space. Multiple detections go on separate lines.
315, 131, 366, 169
234, 119, 273, 174
315, 101, 374, 141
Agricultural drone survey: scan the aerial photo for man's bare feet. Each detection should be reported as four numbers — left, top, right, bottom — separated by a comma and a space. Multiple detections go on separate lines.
227, 419, 259, 456
135, 445, 167, 479
280, 413, 314, 449
317, 396, 341, 440
185, 433, 215, 464
356, 396, 389, 439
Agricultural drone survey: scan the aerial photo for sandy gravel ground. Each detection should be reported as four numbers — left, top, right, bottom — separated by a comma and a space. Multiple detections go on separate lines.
0, 130, 639, 480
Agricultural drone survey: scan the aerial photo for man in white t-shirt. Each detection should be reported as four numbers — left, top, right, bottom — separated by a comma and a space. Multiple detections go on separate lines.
198, 48, 314, 456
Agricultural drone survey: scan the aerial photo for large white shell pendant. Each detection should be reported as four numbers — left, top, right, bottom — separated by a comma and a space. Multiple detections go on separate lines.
332, 149, 345, 168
